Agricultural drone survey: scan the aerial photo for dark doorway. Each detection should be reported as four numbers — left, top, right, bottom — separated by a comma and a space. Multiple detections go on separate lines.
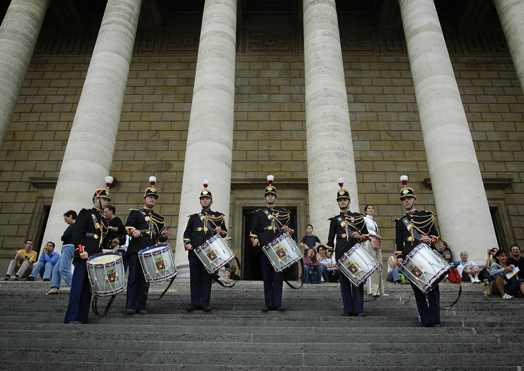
241, 206, 298, 281
36, 205, 51, 257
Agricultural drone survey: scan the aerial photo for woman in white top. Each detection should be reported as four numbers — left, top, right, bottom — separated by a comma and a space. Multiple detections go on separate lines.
458, 250, 481, 283
364, 204, 385, 296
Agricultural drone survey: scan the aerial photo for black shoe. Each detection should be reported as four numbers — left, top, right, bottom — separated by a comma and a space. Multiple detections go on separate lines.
274, 306, 285, 312
261, 306, 270, 312
187, 304, 199, 312
66, 320, 83, 324
27, 277, 34, 281
341, 312, 351, 316
126, 309, 135, 315
202, 306, 211, 312
3, 276, 10, 281
43, 278, 50, 282
433, 323, 441, 327
137, 309, 148, 314
419, 324, 432, 327
357, 312, 366, 317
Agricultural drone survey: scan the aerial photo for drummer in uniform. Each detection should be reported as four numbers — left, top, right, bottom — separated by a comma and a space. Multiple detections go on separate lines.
183, 181, 228, 312
250, 175, 293, 312
64, 188, 111, 324
395, 175, 441, 327
125, 176, 169, 315
326, 180, 369, 317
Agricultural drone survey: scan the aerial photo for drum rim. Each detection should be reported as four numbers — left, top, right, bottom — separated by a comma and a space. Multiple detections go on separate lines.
87, 251, 122, 268
139, 243, 170, 257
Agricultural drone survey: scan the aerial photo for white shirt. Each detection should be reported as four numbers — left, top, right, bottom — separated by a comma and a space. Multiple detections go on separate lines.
364, 215, 378, 236
320, 256, 336, 271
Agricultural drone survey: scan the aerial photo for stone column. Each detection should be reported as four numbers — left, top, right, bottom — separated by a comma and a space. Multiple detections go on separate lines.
0, 0, 50, 151
40, 0, 143, 253
493, 0, 524, 96
399, 0, 498, 264
174, 0, 237, 274
303, 0, 359, 241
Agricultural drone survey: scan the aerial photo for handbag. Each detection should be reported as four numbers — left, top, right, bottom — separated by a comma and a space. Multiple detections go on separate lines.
371, 238, 382, 250
447, 268, 462, 283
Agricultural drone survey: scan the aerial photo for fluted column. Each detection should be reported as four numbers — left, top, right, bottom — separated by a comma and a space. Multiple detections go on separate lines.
40, 0, 143, 253
303, 0, 359, 241
399, 0, 498, 264
0, 0, 50, 150
174, 0, 237, 273
493, 0, 524, 96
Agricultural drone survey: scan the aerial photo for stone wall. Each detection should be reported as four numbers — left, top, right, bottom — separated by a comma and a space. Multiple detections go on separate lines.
1, 31, 523, 270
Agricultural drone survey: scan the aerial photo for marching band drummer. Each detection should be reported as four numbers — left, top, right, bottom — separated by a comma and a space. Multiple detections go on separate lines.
125, 176, 169, 315
250, 175, 293, 312
64, 188, 111, 324
326, 180, 369, 317
183, 181, 228, 312
395, 175, 441, 327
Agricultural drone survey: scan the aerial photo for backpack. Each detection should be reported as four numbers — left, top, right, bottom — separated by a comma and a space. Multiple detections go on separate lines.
447, 268, 462, 283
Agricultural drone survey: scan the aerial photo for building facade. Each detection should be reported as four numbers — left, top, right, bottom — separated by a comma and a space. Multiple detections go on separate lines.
0, 0, 523, 276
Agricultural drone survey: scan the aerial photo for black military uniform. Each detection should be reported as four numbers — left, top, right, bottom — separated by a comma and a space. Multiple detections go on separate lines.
326, 188, 369, 316
125, 186, 167, 314
64, 188, 110, 324
183, 187, 227, 311
250, 182, 293, 311
395, 185, 441, 327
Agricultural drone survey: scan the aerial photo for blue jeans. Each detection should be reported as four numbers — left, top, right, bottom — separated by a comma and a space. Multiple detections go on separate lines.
304, 265, 326, 284
29, 261, 54, 280
387, 267, 401, 283
51, 244, 74, 289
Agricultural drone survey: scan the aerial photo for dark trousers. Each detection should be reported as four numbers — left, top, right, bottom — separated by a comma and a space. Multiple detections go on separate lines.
126, 254, 148, 312
261, 253, 283, 308
189, 256, 212, 307
64, 259, 91, 323
338, 271, 364, 315
410, 281, 440, 326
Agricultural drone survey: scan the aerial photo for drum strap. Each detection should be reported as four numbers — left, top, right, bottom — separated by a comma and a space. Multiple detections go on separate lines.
91, 294, 117, 317
146, 274, 177, 301
278, 259, 304, 290
426, 283, 462, 310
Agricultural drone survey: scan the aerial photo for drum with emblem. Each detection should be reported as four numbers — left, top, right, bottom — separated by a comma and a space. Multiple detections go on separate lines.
399, 243, 450, 294
138, 243, 178, 283
263, 232, 302, 272
87, 252, 127, 296
336, 243, 380, 286
194, 234, 235, 274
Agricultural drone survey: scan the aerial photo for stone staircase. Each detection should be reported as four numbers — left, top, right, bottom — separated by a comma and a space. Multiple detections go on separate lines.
0, 279, 523, 370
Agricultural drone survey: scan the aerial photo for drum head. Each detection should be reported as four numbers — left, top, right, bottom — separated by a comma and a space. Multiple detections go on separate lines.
88, 253, 120, 265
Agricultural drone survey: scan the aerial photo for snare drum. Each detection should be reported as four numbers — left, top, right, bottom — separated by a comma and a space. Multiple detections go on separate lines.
336, 243, 380, 286
262, 233, 302, 273
399, 243, 451, 294
138, 244, 177, 283
194, 234, 235, 274
87, 252, 127, 296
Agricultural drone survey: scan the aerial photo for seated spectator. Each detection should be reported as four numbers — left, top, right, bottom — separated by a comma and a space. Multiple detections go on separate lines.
299, 224, 322, 256
47, 210, 77, 295
386, 255, 403, 285
302, 248, 325, 284
490, 249, 524, 299
480, 247, 499, 282
437, 240, 453, 259
458, 251, 481, 282
486, 247, 498, 269
443, 251, 462, 283
324, 248, 339, 282
229, 265, 240, 281
317, 245, 336, 282
507, 245, 524, 280
4, 240, 37, 281
443, 251, 460, 269
27, 242, 59, 281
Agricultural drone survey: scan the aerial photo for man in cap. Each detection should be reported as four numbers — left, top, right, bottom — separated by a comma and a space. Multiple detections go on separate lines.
326, 182, 369, 316
64, 188, 111, 324
395, 176, 441, 327
250, 176, 293, 312
183, 182, 228, 312
125, 177, 169, 315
